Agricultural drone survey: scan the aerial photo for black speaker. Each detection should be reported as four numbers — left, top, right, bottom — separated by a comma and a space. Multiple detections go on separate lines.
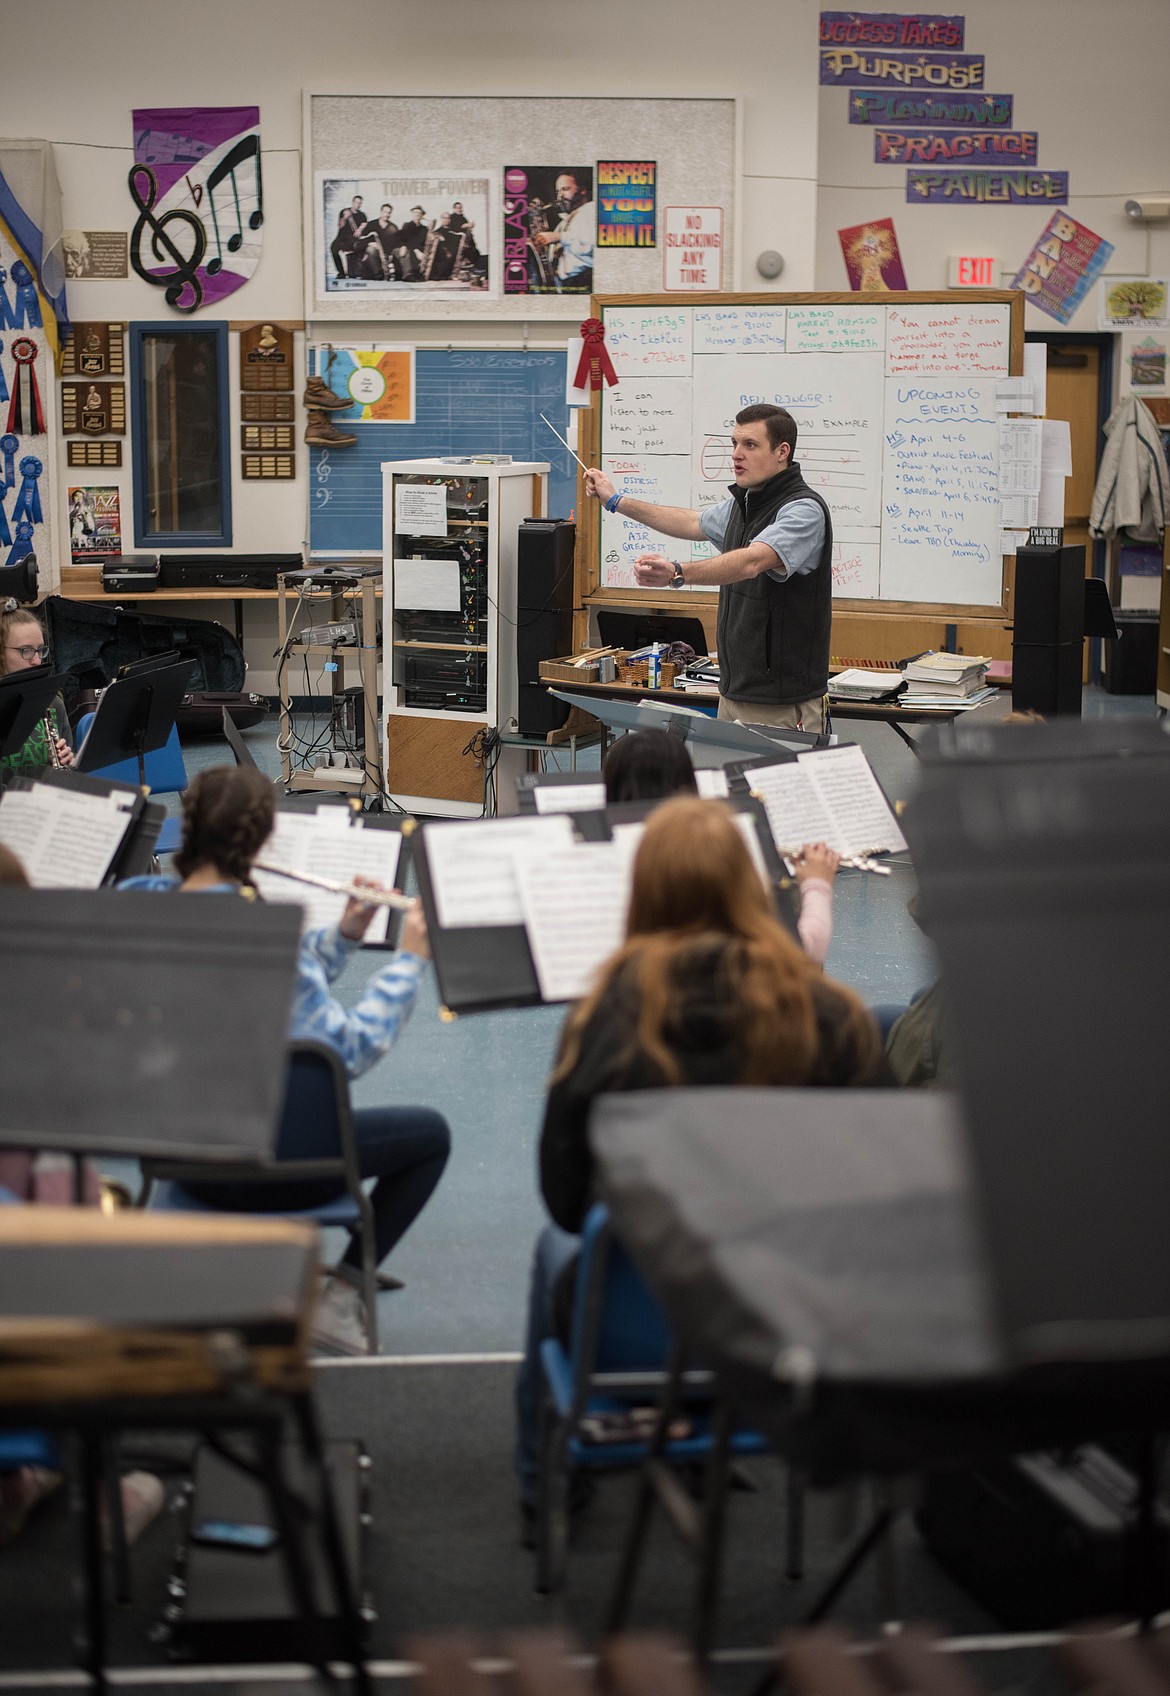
1012, 641, 1082, 715
1014, 543, 1085, 644
516, 518, 575, 736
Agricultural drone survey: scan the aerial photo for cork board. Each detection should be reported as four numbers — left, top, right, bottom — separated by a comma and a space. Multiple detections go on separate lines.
305, 92, 737, 321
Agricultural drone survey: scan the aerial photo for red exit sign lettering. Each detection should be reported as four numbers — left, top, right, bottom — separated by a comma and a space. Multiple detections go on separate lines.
949, 254, 998, 286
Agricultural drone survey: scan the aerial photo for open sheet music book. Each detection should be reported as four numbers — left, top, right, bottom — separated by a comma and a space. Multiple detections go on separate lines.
742, 745, 907, 859
424, 814, 576, 928
0, 778, 140, 888
250, 805, 405, 945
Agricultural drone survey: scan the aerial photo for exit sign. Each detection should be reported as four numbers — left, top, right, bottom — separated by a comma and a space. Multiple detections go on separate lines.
949, 254, 998, 287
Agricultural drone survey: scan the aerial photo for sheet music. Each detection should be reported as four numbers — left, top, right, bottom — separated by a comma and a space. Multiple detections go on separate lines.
532, 781, 606, 814
694, 767, 729, 798
251, 810, 402, 942
425, 814, 575, 928
748, 762, 845, 856
0, 785, 133, 889
797, 746, 907, 857
514, 843, 630, 1002
612, 807, 768, 885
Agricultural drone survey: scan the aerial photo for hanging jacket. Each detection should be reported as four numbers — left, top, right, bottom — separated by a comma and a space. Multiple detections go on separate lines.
1089, 395, 1170, 543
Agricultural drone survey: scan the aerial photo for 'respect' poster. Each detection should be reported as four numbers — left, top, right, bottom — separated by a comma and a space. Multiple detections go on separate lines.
597, 162, 656, 248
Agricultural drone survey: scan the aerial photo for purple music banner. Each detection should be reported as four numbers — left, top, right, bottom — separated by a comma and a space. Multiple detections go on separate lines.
820, 49, 984, 87
907, 169, 1069, 204
876, 129, 1038, 164
129, 106, 263, 312
819, 12, 965, 48
850, 90, 1013, 125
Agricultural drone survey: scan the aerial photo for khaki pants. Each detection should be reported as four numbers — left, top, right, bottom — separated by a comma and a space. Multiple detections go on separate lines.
718, 693, 826, 734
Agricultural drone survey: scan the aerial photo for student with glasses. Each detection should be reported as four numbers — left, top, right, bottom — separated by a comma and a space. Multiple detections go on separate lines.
0, 600, 73, 776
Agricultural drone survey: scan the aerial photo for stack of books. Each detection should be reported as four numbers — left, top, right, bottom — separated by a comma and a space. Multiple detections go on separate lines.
675, 657, 720, 694
899, 651, 996, 709
827, 667, 905, 702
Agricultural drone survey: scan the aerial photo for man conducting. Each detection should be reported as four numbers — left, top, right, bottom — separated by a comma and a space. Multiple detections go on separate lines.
584, 404, 832, 731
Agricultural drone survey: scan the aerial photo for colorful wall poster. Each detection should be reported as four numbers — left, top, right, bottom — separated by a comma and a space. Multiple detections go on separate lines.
1010, 211, 1115, 325
502, 166, 594, 296
1130, 337, 1167, 387
662, 207, 724, 290
820, 49, 984, 87
875, 129, 1037, 163
820, 13, 965, 48
129, 106, 262, 312
838, 218, 908, 291
596, 162, 656, 248
850, 90, 1012, 125
68, 486, 120, 559
1100, 277, 1170, 330
319, 173, 492, 299
308, 347, 415, 422
908, 169, 1068, 204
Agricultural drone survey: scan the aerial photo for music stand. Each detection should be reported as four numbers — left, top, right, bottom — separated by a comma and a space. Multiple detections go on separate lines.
0, 667, 70, 765
596, 608, 710, 656
75, 657, 195, 785
0, 888, 301, 1164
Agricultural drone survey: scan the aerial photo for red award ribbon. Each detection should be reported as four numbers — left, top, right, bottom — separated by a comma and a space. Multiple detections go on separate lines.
574, 318, 618, 391
6, 338, 45, 435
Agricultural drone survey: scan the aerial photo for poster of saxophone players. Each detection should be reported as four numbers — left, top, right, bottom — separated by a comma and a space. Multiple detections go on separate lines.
503, 166, 595, 295
318, 173, 493, 299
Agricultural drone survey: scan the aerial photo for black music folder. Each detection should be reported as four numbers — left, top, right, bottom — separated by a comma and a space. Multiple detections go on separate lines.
75, 657, 196, 781
0, 666, 70, 766
906, 746, 1170, 1369
0, 889, 302, 1163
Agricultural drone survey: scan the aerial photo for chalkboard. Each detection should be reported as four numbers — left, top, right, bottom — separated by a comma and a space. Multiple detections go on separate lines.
307, 347, 575, 555
584, 292, 1024, 616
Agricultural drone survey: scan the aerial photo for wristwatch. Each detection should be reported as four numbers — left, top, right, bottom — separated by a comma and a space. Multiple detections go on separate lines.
668, 562, 686, 588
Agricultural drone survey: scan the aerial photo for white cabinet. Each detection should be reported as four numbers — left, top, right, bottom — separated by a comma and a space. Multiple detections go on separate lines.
381, 459, 548, 815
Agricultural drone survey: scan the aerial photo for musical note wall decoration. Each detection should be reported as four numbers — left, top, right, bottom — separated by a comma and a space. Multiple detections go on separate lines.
129, 106, 264, 312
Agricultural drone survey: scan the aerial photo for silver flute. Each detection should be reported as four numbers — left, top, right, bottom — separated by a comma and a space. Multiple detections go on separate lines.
252, 860, 416, 910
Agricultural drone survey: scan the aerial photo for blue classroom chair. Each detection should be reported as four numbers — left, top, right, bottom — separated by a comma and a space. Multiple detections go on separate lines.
74, 713, 189, 855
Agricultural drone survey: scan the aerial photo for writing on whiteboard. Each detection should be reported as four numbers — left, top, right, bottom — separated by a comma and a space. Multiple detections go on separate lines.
787, 306, 886, 354
885, 304, 1010, 375
604, 308, 692, 374
603, 378, 691, 456
694, 306, 787, 353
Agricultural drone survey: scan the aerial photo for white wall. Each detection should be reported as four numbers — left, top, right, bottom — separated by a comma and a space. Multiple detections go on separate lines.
815, 0, 1170, 344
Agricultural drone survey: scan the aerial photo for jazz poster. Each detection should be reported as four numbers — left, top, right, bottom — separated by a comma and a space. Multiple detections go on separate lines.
68, 487, 121, 560
838, 218, 908, 291
318, 173, 493, 302
503, 167, 595, 296
1011, 210, 1114, 325
129, 106, 263, 312
597, 162, 656, 248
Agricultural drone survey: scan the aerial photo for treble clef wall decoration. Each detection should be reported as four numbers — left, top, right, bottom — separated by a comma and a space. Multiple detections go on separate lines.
128, 164, 207, 313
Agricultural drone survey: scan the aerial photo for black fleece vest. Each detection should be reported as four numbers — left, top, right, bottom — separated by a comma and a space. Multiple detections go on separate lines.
715, 463, 833, 705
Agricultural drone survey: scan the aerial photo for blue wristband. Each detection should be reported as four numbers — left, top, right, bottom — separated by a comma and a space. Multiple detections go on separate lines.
605, 491, 623, 513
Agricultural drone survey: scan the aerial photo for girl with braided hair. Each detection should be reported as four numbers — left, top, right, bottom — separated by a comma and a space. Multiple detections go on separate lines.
120, 765, 450, 1354
0, 600, 73, 776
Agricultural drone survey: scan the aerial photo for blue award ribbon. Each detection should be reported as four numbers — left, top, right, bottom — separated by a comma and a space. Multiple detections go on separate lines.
11, 455, 42, 526
0, 268, 13, 333
6, 518, 33, 565
0, 342, 7, 406
0, 496, 10, 549
0, 435, 16, 492
9, 262, 41, 330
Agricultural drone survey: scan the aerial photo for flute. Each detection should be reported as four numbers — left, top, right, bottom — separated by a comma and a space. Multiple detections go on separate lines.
252, 861, 416, 910
779, 847, 892, 876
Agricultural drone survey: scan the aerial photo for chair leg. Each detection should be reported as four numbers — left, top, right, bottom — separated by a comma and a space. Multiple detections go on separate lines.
691, 1400, 735, 1663
292, 1394, 373, 1696
785, 1466, 806, 1582
604, 1342, 688, 1636
534, 1396, 569, 1597
253, 1420, 337, 1685
101, 1437, 132, 1605
78, 1429, 109, 1694
355, 1189, 379, 1355
801, 1502, 898, 1626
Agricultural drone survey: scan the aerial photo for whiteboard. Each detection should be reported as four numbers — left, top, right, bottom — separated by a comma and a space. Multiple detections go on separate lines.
595, 293, 1020, 612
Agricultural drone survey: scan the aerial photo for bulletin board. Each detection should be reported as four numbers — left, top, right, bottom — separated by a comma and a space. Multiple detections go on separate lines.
576, 291, 1026, 619
304, 93, 737, 320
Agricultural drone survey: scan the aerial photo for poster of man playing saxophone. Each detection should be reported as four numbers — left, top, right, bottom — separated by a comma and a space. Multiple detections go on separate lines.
318, 172, 493, 299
